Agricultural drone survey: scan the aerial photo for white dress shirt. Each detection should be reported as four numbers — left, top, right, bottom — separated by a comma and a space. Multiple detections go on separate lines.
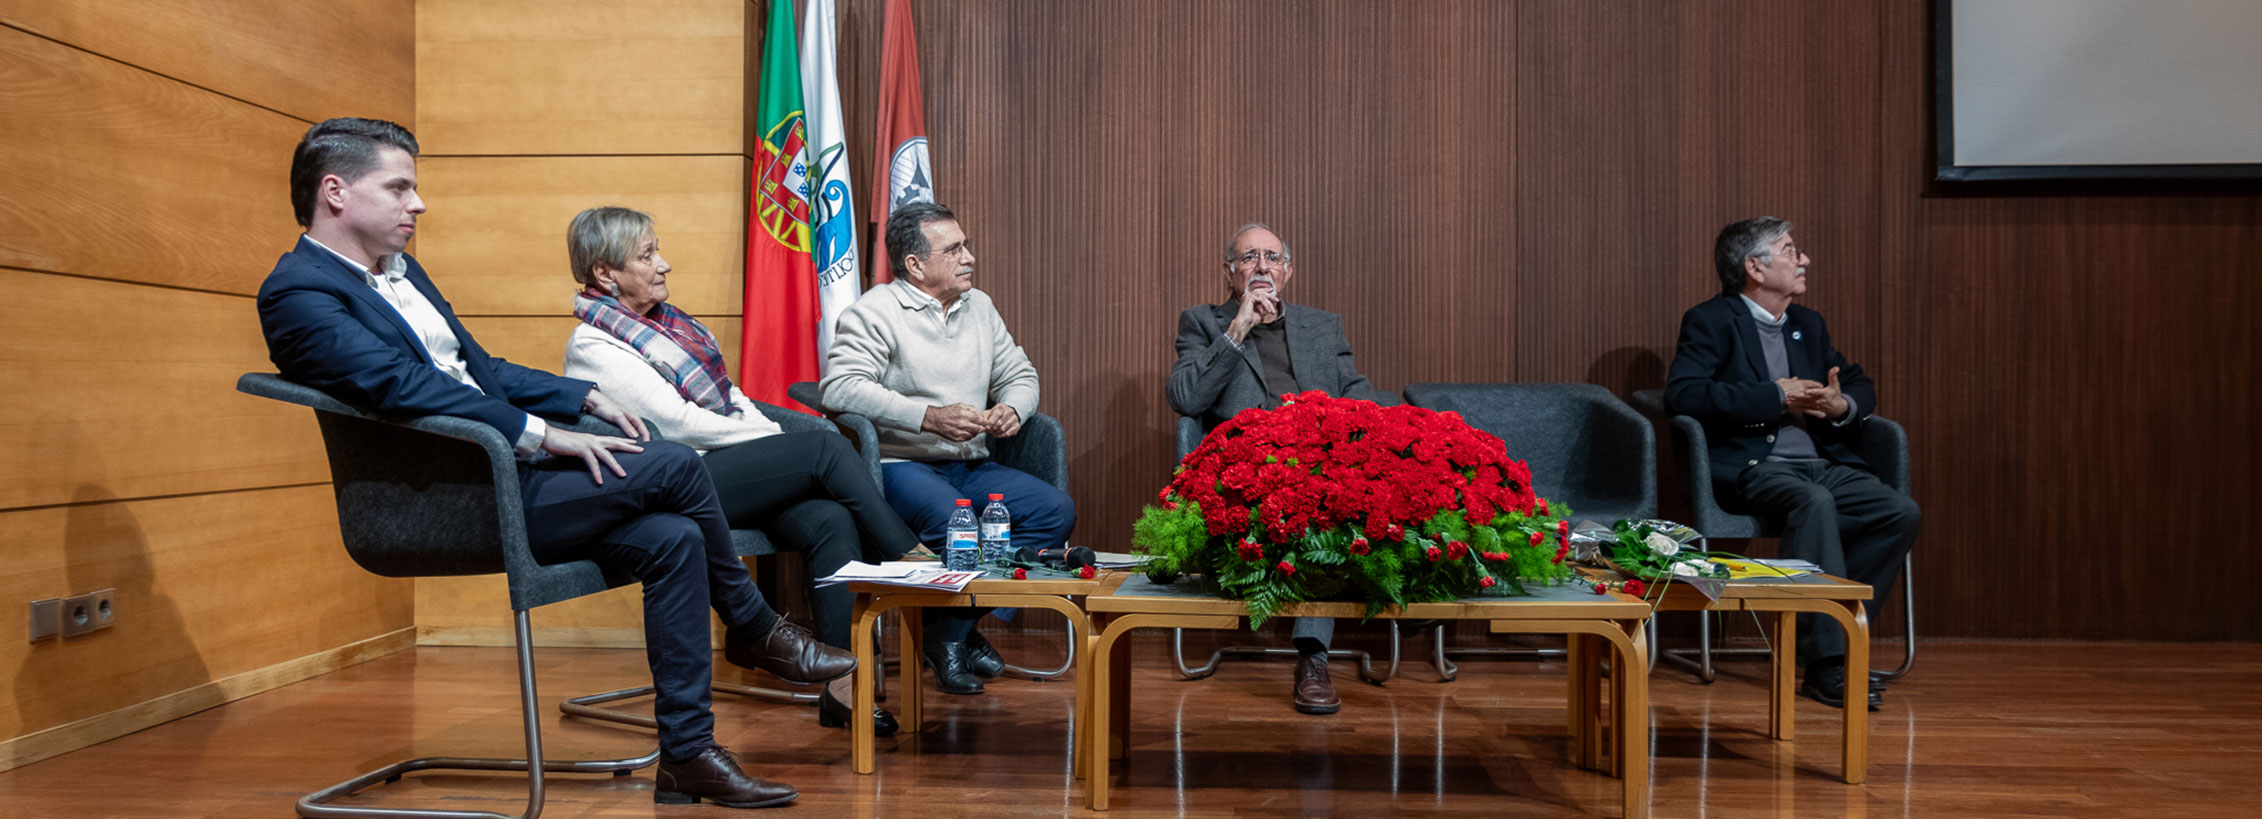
306, 235, 548, 455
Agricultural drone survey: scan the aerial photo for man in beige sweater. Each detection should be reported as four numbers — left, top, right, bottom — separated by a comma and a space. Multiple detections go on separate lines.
819, 201, 1075, 696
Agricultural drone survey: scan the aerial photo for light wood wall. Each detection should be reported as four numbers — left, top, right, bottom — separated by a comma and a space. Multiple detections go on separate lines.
0, 1, 418, 769
408, 0, 758, 641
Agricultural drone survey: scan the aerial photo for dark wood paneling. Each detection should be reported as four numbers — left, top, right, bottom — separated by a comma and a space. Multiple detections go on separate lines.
812, 1, 2256, 641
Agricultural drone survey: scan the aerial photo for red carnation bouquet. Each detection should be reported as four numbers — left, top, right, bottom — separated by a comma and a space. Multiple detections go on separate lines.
1133, 392, 1576, 626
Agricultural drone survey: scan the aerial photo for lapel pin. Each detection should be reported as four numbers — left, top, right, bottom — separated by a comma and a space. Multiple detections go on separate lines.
1791, 330, 1803, 341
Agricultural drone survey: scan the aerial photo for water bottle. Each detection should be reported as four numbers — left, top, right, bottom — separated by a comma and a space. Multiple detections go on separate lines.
980, 493, 1012, 564
944, 498, 979, 571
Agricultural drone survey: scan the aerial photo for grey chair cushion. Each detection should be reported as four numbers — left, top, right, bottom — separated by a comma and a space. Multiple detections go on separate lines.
1404, 382, 1657, 522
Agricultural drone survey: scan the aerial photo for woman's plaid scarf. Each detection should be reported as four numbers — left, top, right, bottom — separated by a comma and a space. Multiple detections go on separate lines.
573, 289, 740, 416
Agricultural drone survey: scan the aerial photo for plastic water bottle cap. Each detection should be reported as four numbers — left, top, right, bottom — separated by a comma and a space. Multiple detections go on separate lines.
989, 493, 1003, 500
955, 498, 972, 506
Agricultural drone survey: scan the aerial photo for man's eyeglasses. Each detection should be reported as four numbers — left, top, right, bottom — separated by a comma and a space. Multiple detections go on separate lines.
925, 239, 974, 260
1231, 250, 1288, 268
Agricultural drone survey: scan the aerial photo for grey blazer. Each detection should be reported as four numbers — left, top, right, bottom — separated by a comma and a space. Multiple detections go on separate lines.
1166, 300, 1399, 430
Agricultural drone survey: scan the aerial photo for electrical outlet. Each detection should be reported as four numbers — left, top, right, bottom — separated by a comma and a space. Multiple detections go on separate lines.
28, 598, 61, 641
59, 589, 115, 637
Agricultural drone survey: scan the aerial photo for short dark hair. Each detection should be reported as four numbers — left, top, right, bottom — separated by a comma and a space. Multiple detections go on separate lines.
289, 118, 420, 227
1712, 216, 1792, 296
884, 201, 957, 278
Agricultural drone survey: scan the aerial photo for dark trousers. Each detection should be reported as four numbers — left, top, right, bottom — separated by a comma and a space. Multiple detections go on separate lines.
881, 459, 1077, 642
702, 430, 919, 649
1733, 461, 1922, 667
521, 440, 771, 761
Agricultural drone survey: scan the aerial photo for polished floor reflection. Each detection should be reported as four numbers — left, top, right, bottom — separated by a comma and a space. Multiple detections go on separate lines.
1, 634, 2254, 817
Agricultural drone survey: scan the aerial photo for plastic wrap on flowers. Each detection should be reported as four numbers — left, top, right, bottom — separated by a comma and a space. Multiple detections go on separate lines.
1132, 391, 1576, 627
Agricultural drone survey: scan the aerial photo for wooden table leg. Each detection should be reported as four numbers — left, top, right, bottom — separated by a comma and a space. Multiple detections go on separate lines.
1567, 633, 1590, 767
851, 598, 881, 775
1770, 609, 1796, 742
900, 606, 924, 732
1087, 620, 1123, 811
1837, 601, 1870, 784
1617, 620, 1650, 819
1074, 612, 1100, 782
1108, 624, 1133, 761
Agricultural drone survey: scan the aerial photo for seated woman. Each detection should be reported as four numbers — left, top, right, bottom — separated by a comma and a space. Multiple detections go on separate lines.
561, 206, 919, 736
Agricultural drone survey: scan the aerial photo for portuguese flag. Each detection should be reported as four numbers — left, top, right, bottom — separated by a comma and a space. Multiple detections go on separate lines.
741, 0, 820, 410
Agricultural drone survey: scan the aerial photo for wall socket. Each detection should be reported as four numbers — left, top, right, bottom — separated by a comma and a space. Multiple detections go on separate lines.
28, 598, 61, 641
58, 589, 115, 637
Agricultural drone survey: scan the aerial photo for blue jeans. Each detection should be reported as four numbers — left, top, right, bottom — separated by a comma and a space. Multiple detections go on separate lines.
882, 459, 1077, 640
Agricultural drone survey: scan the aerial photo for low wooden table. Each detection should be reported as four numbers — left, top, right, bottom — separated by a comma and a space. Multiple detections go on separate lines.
1082, 577, 1654, 816
1640, 570, 1874, 783
845, 572, 1127, 776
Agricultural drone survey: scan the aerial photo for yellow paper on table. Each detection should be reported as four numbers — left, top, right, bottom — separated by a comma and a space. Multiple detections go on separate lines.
1710, 558, 1816, 579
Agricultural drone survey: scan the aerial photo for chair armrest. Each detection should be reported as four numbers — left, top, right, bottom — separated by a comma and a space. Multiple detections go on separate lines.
1857, 415, 1912, 493
990, 412, 1069, 492
829, 410, 887, 491
750, 399, 832, 435
785, 380, 824, 414
1590, 392, 1658, 519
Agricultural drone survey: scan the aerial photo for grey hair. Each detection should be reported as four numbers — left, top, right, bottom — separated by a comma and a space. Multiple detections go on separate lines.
567, 206, 656, 287
1712, 216, 1792, 296
1224, 222, 1293, 263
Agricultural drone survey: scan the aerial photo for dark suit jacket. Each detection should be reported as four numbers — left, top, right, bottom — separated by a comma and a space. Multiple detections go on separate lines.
257, 235, 592, 442
1167, 300, 1398, 430
1664, 294, 1875, 501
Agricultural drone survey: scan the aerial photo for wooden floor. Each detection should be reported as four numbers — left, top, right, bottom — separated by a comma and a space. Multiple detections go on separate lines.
2, 634, 2256, 818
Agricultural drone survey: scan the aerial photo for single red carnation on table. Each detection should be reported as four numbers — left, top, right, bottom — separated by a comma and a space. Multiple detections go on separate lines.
1624, 578, 1645, 596
1079, 565, 1097, 580
1012, 568, 1027, 580
1592, 582, 1609, 595
1479, 576, 1497, 589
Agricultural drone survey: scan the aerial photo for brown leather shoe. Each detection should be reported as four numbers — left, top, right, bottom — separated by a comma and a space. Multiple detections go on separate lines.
654, 747, 797, 808
1292, 652, 1341, 715
724, 618, 856, 684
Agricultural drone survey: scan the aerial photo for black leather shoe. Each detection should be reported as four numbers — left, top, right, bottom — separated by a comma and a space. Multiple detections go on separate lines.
1292, 652, 1341, 715
921, 633, 986, 695
654, 747, 797, 808
724, 618, 856, 685
817, 679, 898, 736
1801, 661, 1883, 711
963, 628, 1005, 679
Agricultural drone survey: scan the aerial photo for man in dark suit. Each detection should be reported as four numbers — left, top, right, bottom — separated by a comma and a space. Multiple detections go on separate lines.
257, 118, 851, 808
1166, 222, 1400, 715
1665, 216, 1921, 711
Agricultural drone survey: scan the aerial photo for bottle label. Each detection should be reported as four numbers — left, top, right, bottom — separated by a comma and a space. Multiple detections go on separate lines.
981, 523, 1010, 540
946, 530, 979, 570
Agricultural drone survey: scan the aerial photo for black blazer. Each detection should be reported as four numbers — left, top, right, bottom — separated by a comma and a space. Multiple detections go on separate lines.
257, 236, 592, 442
1664, 294, 1876, 500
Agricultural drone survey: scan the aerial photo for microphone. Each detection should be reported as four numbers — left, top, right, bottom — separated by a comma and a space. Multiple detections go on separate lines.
1033, 546, 1096, 571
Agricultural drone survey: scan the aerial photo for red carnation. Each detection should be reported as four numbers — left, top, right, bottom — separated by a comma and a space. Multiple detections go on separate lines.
1079, 565, 1097, 580
1425, 545, 1444, 562
1557, 519, 1571, 536
1162, 500, 1178, 511
1480, 576, 1497, 589
1349, 537, 1371, 556
1536, 498, 1549, 516
1446, 540, 1468, 560
1624, 578, 1645, 596
1012, 568, 1027, 580
1277, 560, 1296, 575
1157, 488, 1172, 503
1592, 582, 1609, 595
1384, 524, 1405, 540
1528, 530, 1545, 547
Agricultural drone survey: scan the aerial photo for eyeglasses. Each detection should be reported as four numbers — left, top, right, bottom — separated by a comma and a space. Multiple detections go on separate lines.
925, 239, 974, 260
1231, 250, 1289, 268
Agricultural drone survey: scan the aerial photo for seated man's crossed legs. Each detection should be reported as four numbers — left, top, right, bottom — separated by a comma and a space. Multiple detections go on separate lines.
1735, 460, 1921, 710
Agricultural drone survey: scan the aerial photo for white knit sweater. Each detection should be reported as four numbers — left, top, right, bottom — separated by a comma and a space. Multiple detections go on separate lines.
818, 280, 1039, 462
562, 324, 782, 454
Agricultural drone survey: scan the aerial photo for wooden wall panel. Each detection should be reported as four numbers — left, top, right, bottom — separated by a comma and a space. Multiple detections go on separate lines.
415, 0, 750, 156
832, 0, 2257, 641
0, 0, 414, 124
0, 271, 327, 509
412, 155, 750, 316
0, 485, 412, 739
0, 26, 306, 295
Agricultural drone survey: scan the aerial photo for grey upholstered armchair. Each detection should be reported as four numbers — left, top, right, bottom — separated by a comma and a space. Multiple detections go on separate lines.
558, 396, 842, 729
1630, 388, 1917, 681
1402, 382, 1658, 678
237, 372, 657, 819
786, 381, 1076, 679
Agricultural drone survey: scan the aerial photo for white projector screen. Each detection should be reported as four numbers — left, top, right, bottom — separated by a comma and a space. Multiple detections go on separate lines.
1938, 0, 2262, 180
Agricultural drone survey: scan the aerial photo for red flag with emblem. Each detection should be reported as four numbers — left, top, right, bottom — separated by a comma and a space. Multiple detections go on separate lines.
741, 0, 819, 409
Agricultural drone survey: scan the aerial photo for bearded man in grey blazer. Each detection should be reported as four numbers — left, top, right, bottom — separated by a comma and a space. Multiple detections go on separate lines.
1166, 222, 1399, 715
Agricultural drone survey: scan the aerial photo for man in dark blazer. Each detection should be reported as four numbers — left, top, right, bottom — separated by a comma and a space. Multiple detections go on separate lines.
257, 118, 852, 809
1166, 222, 1400, 716
1665, 216, 1921, 711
